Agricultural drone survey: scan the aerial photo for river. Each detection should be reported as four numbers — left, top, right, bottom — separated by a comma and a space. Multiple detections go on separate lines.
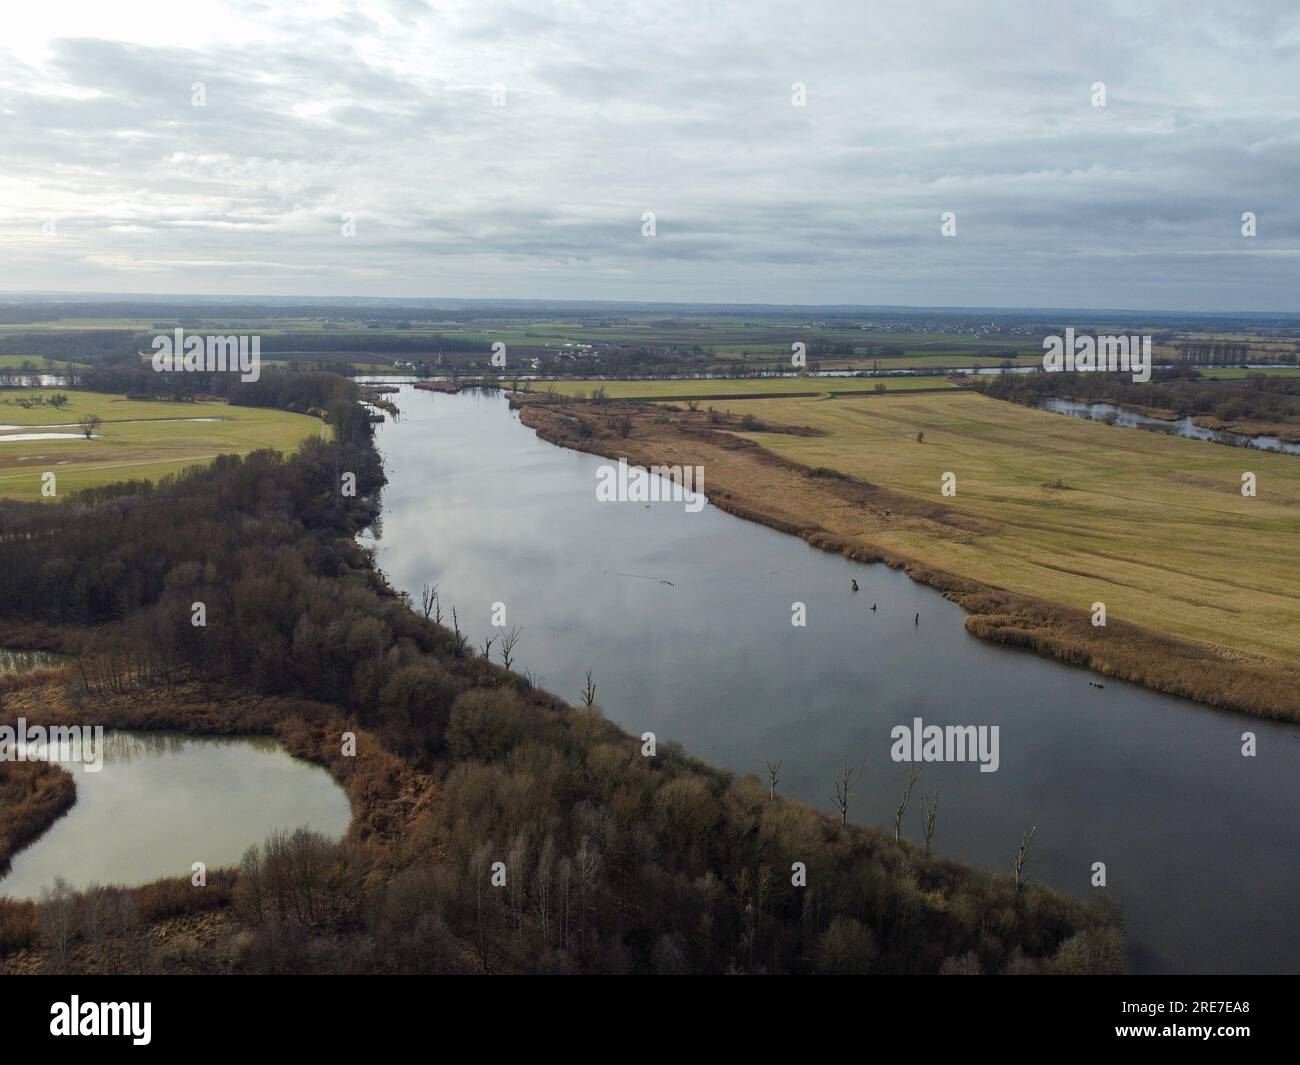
1037, 396, 1300, 455
365, 385, 1300, 974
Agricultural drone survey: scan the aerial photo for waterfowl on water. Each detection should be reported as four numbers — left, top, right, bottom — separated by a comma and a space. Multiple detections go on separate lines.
851, 579, 859, 592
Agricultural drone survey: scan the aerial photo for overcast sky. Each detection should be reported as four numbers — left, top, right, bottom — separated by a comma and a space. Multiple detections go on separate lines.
1, 0, 1297, 310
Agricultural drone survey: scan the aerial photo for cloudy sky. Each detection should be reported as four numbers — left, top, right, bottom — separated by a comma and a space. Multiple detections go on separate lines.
1, 0, 1297, 310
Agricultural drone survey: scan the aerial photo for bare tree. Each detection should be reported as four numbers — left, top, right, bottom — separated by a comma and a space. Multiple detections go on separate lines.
580, 669, 597, 708
765, 759, 782, 799
500, 627, 522, 671
832, 756, 862, 826
921, 787, 940, 856
39, 878, 77, 972
1014, 825, 1037, 894
78, 413, 103, 439
451, 607, 468, 657
420, 582, 439, 620
506, 831, 530, 937
894, 766, 920, 843
534, 834, 556, 947
468, 842, 492, 968
479, 633, 496, 659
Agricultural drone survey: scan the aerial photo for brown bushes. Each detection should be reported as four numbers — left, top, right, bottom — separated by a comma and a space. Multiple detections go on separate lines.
961, 593, 1300, 723
0, 760, 76, 874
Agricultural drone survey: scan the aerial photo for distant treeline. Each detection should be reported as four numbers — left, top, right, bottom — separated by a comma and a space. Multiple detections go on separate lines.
0, 331, 140, 360
0, 373, 1122, 975
0, 330, 490, 362
255, 333, 491, 355
974, 368, 1300, 423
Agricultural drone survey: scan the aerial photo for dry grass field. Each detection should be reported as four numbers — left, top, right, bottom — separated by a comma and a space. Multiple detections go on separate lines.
726, 390, 1300, 664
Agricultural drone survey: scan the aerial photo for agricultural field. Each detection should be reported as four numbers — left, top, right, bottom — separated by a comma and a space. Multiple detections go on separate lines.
726, 390, 1300, 664
0, 355, 88, 369
0, 390, 324, 501
1194, 366, 1300, 380
527, 375, 961, 401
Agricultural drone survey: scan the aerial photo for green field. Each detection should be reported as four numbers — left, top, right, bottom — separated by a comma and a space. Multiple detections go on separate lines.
0, 390, 324, 501
0, 355, 89, 369
725, 390, 1300, 664
1194, 366, 1300, 380
527, 375, 960, 401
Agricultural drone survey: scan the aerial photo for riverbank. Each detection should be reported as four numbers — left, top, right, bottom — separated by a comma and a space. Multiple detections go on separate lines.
514, 394, 1300, 722
0, 760, 75, 876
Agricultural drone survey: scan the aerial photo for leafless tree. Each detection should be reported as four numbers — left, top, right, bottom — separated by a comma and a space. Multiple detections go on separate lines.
895, 766, 920, 843
1014, 825, 1037, 894
78, 413, 103, 439
765, 759, 782, 799
500, 626, 522, 671
832, 756, 862, 826
39, 878, 77, 971
420, 582, 439, 620
506, 831, 529, 937
581, 669, 597, 708
468, 842, 492, 967
534, 834, 555, 947
451, 607, 467, 657
479, 633, 496, 659
921, 787, 940, 856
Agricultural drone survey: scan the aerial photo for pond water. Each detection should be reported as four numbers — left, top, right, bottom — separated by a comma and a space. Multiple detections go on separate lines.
0, 433, 95, 442
362, 386, 1300, 974
0, 732, 352, 900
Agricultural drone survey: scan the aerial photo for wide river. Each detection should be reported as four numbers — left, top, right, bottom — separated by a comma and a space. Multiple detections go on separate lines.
367, 386, 1299, 974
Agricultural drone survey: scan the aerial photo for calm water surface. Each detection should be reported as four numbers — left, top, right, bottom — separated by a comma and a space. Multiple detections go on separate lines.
367, 387, 1300, 974
0, 732, 351, 899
